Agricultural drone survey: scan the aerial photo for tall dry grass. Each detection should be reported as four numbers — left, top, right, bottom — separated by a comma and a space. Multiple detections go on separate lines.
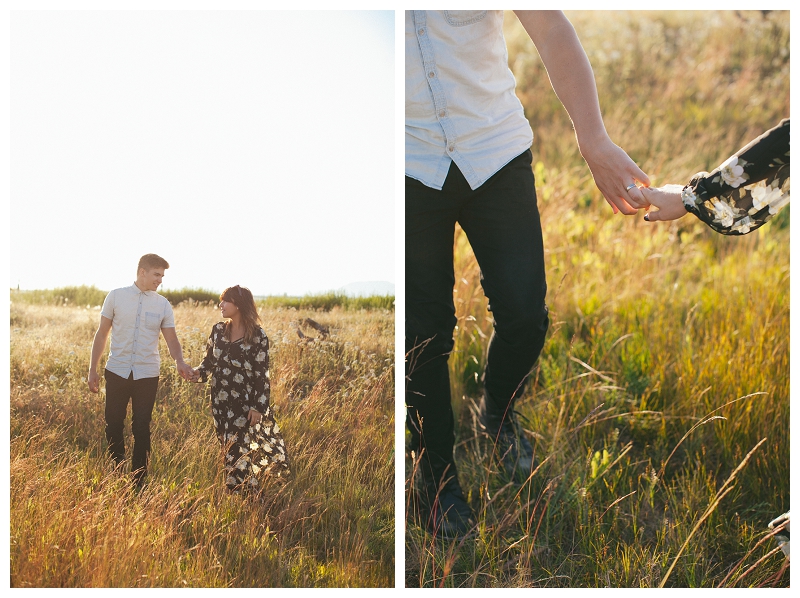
406, 10, 789, 587
11, 301, 394, 587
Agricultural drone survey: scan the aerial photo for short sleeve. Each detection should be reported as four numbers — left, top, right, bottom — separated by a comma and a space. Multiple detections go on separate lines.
161, 299, 176, 329
100, 290, 115, 320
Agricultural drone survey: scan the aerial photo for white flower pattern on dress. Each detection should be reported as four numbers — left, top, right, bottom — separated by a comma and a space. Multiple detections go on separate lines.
719, 156, 749, 188
681, 119, 789, 235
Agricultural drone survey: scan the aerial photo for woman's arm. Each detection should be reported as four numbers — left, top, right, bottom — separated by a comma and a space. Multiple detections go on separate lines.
195, 325, 219, 383
644, 119, 790, 235
249, 331, 271, 412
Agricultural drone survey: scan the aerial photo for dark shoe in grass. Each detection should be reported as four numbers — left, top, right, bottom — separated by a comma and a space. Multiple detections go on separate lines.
412, 461, 474, 540
478, 394, 536, 481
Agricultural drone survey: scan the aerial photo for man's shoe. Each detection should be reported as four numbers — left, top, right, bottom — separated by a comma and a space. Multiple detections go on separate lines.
412, 461, 474, 539
478, 394, 536, 480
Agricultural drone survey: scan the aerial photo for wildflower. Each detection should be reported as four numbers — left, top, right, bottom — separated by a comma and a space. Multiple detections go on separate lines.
49, 375, 58, 382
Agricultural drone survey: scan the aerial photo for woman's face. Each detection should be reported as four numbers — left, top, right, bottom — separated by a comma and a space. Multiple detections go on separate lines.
219, 298, 239, 319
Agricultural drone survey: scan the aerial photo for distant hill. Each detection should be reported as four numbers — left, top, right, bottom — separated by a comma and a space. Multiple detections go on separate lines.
339, 281, 395, 297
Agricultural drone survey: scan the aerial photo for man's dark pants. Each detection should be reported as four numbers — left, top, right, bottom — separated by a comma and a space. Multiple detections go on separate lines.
405, 149, 550, 477
104, 369, 159, 482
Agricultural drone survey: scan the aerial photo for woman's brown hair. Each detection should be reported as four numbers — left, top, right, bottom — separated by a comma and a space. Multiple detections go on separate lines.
220, 285, 261, 344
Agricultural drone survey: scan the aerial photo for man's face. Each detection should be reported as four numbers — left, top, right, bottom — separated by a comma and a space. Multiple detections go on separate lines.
138, 267, 165, 292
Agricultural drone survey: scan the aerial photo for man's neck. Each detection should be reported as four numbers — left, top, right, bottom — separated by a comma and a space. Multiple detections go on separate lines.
133, 280, 148, 293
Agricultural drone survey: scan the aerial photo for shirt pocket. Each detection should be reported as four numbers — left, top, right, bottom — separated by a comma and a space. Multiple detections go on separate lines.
145, 311, 162, 330
443, 10, 487, 26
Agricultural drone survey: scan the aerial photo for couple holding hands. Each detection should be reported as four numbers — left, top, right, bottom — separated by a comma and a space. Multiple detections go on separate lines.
405, 10, 789, 540
87, 254, 290, 492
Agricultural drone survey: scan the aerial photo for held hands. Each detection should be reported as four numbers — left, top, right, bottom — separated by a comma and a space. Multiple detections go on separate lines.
177, 361, 200, 382
580, 136, 651, 215
641, 185, 688, 222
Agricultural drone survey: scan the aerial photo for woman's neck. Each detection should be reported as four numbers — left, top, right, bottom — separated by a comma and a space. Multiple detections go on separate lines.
227, 314, 245, 341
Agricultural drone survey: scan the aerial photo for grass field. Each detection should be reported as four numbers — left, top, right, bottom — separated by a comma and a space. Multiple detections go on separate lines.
405, 10, 790, 587
10, 299, 394, 587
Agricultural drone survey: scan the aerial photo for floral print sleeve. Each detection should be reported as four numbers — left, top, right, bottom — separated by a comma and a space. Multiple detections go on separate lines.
242, 328, 271, 415
196, 323, 223, 383
681, 118, 789, 235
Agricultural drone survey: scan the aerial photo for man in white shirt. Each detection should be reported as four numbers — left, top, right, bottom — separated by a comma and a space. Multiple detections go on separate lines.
406, 10, 650, 538
87, 253, 194, 487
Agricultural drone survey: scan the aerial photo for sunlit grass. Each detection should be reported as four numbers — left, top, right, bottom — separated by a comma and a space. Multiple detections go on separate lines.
10, 301, 394, 587
406, 10, 789, 588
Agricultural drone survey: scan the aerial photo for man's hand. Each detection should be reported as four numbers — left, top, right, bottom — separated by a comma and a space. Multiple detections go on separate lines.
513, 11, 650, 215
581, 137, 651, 214
247, 409, 263, 427
87, 370, 101, 393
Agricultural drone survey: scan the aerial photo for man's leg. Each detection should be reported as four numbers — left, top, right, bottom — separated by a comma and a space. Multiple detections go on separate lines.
104, 369, 131, 467
406, 173, 472, 537
459, 150, 550, 476
129, 376, 159, 486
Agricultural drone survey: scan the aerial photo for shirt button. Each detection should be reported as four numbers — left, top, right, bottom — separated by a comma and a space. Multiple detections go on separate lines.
428, 71, 435, 78
439, 110, 446, 117
448, 145, 454, 152
418, 28, 424, 35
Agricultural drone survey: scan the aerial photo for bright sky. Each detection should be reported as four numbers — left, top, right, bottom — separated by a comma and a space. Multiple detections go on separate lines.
10, 10, 394, 296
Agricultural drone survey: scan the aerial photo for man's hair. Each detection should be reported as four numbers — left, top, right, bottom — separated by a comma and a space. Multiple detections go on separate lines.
137, 253, 170, 272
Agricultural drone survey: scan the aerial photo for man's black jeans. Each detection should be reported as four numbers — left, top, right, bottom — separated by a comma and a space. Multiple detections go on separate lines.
406, 149, 550, 474
104, 369, 159, 481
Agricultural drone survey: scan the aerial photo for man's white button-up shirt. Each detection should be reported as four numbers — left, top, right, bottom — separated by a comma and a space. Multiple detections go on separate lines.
405, 10, 533, 191
101, 283, 176, 380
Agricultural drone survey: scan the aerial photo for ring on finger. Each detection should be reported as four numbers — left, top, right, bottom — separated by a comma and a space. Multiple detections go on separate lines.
625, 183, 637, 192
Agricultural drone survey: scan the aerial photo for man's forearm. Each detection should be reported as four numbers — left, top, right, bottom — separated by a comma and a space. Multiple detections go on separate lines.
167, 341, 186, 364
89, 333, 107, 374
162, 329, 187, 365
514, 11, 608, 150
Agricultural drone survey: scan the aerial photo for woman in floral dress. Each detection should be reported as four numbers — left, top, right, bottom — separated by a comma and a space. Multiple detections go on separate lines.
641, 118, 789, 233
192, 285, 290, 492
640, 118, 789, 559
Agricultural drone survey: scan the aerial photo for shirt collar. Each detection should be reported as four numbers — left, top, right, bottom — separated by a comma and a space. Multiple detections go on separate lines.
131, 282, 152, 295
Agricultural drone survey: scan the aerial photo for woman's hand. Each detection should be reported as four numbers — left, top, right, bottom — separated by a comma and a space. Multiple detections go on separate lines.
642, 185, 689, 222
247, 409, 263, 426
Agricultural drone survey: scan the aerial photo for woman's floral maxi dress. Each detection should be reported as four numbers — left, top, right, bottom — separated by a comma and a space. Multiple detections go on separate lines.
681, 118, 789, 234
197, 323, 290, 491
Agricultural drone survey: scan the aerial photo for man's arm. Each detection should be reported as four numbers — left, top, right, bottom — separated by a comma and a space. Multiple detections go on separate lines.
161, 327, 195, 380
87, 315, 113, 392
513, 10, 649, 214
